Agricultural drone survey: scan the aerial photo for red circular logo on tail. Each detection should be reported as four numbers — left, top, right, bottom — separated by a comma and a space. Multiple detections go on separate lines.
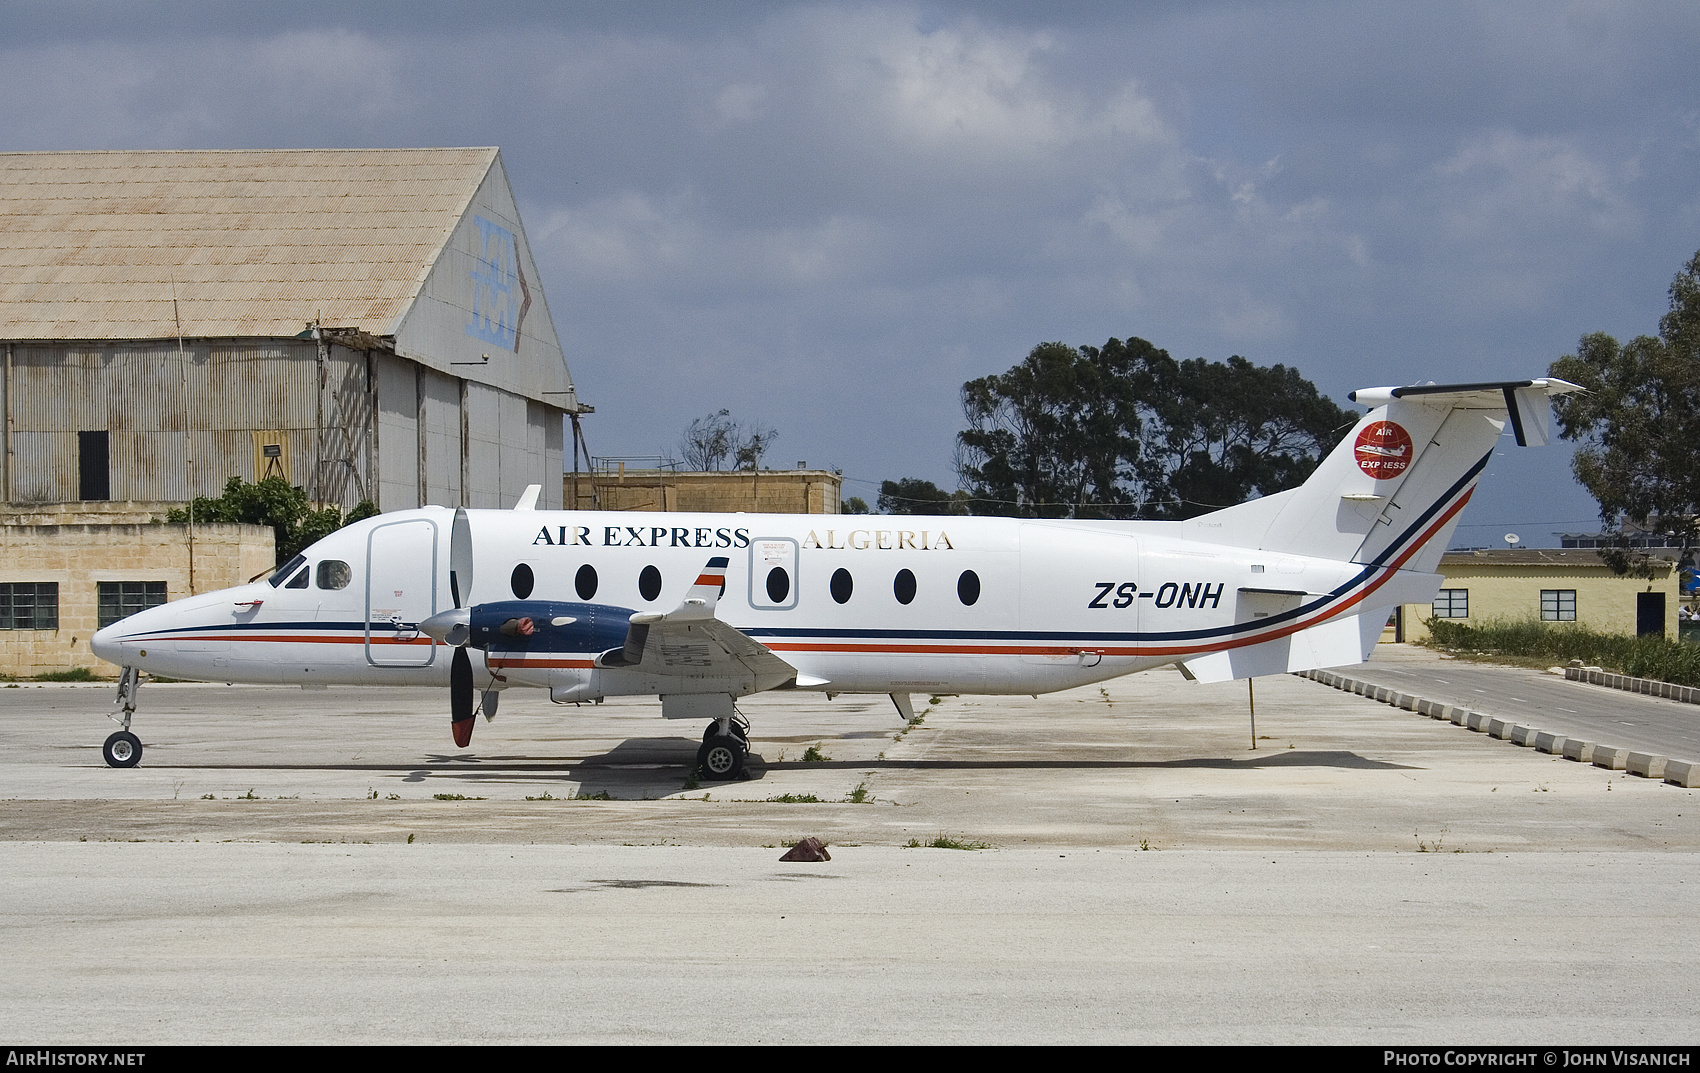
1354, 421, 1412, 479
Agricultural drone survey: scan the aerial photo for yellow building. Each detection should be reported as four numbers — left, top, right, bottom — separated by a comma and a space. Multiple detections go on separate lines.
1395, 549, 1678, 643
566, 467, 843, 514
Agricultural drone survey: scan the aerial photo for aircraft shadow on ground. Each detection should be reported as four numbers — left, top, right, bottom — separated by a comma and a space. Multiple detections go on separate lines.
142, 747, 1411, 801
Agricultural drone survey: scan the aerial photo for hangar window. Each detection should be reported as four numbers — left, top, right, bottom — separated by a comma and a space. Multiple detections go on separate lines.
575, 564, 598, 601
639, 565, 663, 602
894, 568, 916, 605
830, 568, 853, 604
957, 570, 981, 606
316, 560, 352, 591
0, 583, 58, 630
1540, 589, 1577, 622
1431, 589, 1468, 619
78, 430, 109, 501
98, 581, 167, 628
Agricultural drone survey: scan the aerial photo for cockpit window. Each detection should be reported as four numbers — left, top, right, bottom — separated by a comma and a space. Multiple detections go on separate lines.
267, 554, 307, 588
284, 565, 310, 589
316, 560, 352, 591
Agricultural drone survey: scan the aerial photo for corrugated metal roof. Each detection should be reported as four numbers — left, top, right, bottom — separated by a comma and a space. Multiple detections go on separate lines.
0, 148, 497, 340
1440, 548, 1675, 569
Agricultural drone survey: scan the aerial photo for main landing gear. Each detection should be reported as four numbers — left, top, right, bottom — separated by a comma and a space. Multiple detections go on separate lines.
697, 714, 750, 781
103, 666, 143, 768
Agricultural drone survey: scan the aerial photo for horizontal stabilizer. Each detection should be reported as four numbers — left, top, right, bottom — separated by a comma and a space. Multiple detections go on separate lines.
1349, 378, 1580, 447
1180, 610, 1384, 683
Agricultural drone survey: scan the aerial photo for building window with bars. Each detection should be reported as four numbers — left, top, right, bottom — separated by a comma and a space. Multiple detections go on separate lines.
97, 581, 168, 628
1431, 589, 1469, 619
1540, 589, 1577, 622
0, 583, 59, 630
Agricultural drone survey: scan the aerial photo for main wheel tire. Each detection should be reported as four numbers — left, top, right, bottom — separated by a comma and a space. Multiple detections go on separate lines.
103, 731, 142, 768
697, 735, 746, 780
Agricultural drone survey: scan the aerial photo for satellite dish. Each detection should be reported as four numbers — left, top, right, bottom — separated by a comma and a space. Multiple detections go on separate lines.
1504, 533, 1521, 547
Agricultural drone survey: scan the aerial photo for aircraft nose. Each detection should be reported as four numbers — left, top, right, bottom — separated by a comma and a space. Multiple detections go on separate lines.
90, 622, 125, 664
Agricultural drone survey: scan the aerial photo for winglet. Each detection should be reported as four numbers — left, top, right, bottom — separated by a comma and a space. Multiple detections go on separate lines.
672, 556, 730, 620
599, 556, 732, 668
513, 484, 541, 511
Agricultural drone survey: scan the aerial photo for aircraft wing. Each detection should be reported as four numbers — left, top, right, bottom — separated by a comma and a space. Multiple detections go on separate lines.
595, 556, 800, 692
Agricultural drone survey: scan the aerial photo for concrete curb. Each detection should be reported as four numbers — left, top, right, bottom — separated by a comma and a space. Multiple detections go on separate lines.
1296, 667, 1699, 789
1565, 664, 1700, 704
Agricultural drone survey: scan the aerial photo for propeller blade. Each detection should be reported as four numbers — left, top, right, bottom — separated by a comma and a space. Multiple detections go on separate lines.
450, 507, 473, 609
450, 646, 475, 747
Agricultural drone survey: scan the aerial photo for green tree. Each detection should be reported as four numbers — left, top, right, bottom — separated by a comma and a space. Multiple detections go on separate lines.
1550, 248, 1700, 573
957, 340, 1146, 518
168, 476, 378, 564
956, 338, 1351, 519
877, 478, 971, 515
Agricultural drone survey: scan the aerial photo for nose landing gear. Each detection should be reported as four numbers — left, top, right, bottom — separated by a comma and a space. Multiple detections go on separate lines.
103, 666, 143, 768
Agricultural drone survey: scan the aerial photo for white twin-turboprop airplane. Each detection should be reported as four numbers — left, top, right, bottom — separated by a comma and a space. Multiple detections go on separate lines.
89, 378, 1577, 777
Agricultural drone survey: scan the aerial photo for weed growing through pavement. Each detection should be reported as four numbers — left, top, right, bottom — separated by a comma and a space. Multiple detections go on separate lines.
903, 833, 993, 850
432, 793, 485, 801
892, 710, 928, 743
766, 793, 822, 803
801, 745, 829, 762
847, 781, 870, 803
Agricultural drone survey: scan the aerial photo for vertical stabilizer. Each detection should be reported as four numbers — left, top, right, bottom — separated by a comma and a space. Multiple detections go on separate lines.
1193, 379, 1579, 569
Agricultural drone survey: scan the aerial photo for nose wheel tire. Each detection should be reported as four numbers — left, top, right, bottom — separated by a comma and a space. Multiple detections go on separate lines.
697, 734, 746, 781
103, 731, 142, 768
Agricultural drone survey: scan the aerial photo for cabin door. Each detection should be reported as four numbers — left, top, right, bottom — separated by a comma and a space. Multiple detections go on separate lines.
365, 518, 439, 667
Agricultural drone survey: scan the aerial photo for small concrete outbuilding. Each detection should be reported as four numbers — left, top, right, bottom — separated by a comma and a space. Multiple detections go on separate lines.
0, 148, 589, 677
567, 465, 844, 514
1396, 548, 1678, 644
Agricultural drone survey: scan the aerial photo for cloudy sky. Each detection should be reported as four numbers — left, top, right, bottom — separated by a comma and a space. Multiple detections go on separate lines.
5, 0, 1697, 545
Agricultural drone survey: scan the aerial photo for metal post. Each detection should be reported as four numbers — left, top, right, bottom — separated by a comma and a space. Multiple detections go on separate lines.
1248, 677, 1257, 750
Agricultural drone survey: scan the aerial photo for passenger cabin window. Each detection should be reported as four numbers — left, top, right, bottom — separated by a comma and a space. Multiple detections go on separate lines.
576, 564, 598, 600
316, 560, 352, 590
830, 568, 853, 604
957, 570, 981, 606
639, 565, 662, 602
766, 567, 791, 604
894, 569, 916, 605
510, 563, 535, 599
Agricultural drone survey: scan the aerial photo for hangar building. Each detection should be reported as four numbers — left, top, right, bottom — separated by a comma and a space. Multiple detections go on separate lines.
0, 147, 585, 513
